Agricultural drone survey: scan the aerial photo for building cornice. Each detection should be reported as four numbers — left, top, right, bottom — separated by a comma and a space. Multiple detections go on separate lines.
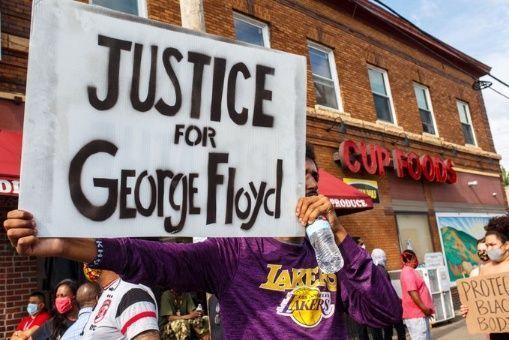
308, 106, 502, 161
347, 0, 491, 77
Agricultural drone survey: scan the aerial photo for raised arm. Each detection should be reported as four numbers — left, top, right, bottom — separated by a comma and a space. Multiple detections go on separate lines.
337, 236, 402, 328
296, 196, 402, 327
4, 210, 240, 294
88, 237, 240, 293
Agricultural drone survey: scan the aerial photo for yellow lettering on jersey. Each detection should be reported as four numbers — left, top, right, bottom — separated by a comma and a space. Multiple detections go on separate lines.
260, 264, 338, 292
259, 264, 283, 290
291, 268, 306, 288
274, 269, 292, 290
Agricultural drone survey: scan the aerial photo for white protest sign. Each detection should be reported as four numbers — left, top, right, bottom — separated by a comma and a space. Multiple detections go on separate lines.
21, 0, 306, 237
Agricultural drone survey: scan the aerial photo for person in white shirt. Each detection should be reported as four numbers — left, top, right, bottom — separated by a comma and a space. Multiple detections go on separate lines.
81, 266, 159, 340
61, 282, 100, 339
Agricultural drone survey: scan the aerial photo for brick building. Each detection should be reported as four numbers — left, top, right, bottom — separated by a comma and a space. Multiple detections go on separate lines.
0, 0, 506, 337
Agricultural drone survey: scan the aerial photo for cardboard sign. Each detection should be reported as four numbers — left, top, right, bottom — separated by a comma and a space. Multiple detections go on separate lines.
21, 0, 306, 237
458, 273, 509, 334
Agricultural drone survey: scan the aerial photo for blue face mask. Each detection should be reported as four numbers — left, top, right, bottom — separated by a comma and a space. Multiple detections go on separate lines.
27, 303, 39, 316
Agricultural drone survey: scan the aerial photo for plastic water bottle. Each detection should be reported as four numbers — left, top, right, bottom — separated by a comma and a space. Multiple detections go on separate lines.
306, 216, 344, 273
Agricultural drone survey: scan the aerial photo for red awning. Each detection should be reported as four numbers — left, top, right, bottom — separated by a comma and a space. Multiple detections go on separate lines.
318, 169, 373, 215
0, 130, 22, 196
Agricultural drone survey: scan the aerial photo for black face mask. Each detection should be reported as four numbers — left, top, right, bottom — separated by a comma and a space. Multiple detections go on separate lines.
477, 250, 489, 262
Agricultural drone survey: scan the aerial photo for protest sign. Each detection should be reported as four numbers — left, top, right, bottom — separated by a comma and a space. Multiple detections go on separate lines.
457, 272, 509, 334
20, 0, 306, 237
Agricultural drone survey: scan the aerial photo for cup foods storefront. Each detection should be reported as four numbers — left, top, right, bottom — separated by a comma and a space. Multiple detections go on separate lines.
309, 123, 507, 309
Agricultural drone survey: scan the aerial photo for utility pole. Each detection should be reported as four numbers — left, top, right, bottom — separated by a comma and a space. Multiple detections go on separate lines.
179, 0, 206, 32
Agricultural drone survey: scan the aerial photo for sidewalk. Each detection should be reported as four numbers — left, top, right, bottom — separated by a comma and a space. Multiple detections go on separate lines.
431, 316, 484, 340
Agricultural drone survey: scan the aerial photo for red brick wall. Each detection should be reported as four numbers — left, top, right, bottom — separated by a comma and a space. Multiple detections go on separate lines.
0, 207, 39, 340
0, 0, 31, 94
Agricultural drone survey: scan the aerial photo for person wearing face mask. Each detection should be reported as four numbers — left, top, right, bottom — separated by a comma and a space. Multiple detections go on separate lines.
79, 265, 159, 339
32, 279, 79, 340
469, 238, 490, 277
460, 215, 509, 340
11, 291, 50, 340
400, 250, 434, 340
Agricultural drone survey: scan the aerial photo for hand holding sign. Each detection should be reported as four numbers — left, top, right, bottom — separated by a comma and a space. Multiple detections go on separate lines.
458, 272, 509, 334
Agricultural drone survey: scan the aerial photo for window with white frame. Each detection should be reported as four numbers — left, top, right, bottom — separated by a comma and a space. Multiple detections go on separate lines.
413, 84, 437, 135
457, 100, 476, 145
308, 42, 341, 110
367, 66, 396, 123
233, 13, 270, 47
91, 0, 147, 17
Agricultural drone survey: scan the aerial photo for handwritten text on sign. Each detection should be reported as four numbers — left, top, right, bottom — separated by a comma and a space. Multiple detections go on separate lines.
20, 0, 306, 237
458, 273, 509, 334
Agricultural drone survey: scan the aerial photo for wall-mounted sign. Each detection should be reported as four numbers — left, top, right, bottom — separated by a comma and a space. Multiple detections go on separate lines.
424, 252, 445, 268
343, 178, 379, 203
337, 140, 457, 184
0, 177, 19, 196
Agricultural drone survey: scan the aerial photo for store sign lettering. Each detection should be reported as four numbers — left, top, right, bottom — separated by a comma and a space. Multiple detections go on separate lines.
0, 178, 19, 196
338, 140, 457, 184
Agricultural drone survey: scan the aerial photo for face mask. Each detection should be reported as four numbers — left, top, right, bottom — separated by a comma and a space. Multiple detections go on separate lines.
55, 297, 73, 314
27, 303, 39, 316
477, 250, 489, 262
83, 264, 102, 282
487, 247, 506, 262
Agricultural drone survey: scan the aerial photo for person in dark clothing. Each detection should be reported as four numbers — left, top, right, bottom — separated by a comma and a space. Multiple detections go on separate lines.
369, 248, 406, 340
32, 279, 79, 340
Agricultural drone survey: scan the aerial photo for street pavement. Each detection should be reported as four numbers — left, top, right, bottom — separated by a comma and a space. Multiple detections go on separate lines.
430, 316, 484, 340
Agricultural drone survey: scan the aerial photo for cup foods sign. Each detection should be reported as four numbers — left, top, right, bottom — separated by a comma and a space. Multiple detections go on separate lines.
338, 140, 457, 184
20, 0, 306, 237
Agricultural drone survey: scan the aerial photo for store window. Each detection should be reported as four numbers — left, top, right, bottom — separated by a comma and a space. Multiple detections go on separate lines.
90, 0, 147, 17
457, 100, 477, 145
368, 65, 396, 123
308, 42, 341, 110
233, 13, 270, 47
414, 84, 437, 135
396, 213, 434, 262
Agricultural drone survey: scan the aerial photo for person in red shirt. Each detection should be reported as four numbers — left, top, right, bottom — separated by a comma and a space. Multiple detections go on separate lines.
399, 250, 434, 340
11, 291, 51, 340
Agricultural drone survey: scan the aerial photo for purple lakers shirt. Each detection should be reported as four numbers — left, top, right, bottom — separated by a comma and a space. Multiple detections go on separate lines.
91, 236, 401, 339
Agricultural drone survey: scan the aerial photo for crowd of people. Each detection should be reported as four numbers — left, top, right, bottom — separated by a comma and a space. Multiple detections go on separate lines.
10, 268, 209, 340
4, 144, 509, 340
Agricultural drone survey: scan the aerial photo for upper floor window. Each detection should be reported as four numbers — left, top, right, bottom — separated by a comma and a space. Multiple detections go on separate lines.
233, 13, 270, 47
457, 100, 477, 145
413, 84, 437, 135
367, 65, 396, 124
308, 42, 341, 110
90, 0, 147, 17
